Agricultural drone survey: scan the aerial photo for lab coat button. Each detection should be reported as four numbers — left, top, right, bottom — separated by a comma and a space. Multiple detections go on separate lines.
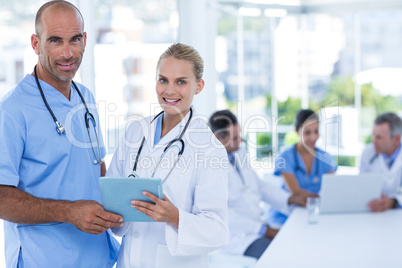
133, 231, 140, 238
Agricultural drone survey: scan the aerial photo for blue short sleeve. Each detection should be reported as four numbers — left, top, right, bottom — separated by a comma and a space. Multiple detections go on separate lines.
316, 149, 337, 173
274, 146, 296, 176
0, 108, 24, 186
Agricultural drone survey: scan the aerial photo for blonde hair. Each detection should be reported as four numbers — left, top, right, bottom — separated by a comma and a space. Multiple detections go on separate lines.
157, 43, 204, 81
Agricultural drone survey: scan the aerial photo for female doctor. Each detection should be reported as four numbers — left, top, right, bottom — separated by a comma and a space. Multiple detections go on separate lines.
106, 43, 229, 268
267, 109, 337, 227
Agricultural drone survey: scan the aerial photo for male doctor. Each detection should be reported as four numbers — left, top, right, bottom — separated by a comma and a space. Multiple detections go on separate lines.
360, 112, 402, 211
0, 1, 121, 267
209, 110, 306, 259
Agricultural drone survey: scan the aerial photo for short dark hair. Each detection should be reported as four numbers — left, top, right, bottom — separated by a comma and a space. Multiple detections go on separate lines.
35, 1, 84, 37
208, 110, 238, 139
374, 112, 402, 137
295, 109, 319, 131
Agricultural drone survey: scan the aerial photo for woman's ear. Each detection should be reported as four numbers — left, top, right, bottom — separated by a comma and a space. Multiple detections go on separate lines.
195, 79, 205, 95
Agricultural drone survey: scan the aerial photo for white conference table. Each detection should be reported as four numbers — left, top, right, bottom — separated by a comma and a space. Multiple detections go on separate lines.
255, 208, 402, 268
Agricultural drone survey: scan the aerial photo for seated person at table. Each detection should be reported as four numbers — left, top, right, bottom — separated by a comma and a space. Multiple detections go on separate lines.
209, 110, 306, 260
267, 109, 337, 229
360, 112, 402, 211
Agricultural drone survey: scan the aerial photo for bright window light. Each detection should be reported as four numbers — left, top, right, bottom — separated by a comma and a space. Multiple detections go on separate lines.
238, 7, 261, 17
264, 8, 287, 17
245, 0, 300, 6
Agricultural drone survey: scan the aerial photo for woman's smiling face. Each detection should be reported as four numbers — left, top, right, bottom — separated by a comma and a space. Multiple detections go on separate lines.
156, 56, 204, 116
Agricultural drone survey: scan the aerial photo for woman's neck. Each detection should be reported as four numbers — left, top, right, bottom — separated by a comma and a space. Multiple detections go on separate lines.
160, 108, 190, 138
296, 142, 314, 155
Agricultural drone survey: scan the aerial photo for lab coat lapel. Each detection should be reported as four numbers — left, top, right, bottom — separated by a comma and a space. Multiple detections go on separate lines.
141, 113, 166, 158
390, 147, 402, 173
142, 113, 158, 151
378, 155, 389, 172
148, 109, 192, 181
377, 155, 388, 173
140, 110, 190, 169
132, 116, 162, 178
153, 109, 192, 149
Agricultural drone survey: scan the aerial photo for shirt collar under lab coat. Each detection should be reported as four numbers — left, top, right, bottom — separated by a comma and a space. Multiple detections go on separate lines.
143, 106, 194, 150
382, 143, 401, 167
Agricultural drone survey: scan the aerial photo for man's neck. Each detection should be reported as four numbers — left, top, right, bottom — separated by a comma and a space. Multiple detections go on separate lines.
32, 65, 72, 100
384, 143, 401, 157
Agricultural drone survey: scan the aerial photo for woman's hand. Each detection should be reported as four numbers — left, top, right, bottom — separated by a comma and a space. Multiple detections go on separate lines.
300, 190, 319, 199
131, 192, 179, 228
282, 173, 318, 199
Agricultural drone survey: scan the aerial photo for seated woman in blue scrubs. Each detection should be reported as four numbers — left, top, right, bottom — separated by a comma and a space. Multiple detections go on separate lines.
267, 109, 337, 228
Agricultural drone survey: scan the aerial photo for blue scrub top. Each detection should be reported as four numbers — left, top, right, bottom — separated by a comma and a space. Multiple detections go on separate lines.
0, 75, 119, 267
267, 145, 337, 226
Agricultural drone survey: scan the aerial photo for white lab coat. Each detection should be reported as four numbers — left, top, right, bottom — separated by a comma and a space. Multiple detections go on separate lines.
219, 148, 291, 255
107, 109, 230, 268
360, 143, 402, 205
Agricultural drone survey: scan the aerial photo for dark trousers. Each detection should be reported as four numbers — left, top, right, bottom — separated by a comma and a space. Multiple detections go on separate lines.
243, 237, 272, 259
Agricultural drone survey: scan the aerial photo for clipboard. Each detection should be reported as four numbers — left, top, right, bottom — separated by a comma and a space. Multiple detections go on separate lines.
99, 177, 163, 222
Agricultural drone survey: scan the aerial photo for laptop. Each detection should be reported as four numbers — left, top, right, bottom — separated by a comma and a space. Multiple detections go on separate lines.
319, 174, 382, 214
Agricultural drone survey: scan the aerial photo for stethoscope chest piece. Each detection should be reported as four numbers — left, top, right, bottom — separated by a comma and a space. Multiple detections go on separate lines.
33, 65, 103, 165
55, 121, 66, 135
128, 108, 193, 184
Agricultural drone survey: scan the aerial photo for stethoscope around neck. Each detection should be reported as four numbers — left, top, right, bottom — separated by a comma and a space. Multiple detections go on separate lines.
128, 107, 193, 184
33, 65, 103, 165
293, 144, 319, 188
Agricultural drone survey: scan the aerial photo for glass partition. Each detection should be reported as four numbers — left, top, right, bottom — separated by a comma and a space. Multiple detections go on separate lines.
215, 4, 402, 172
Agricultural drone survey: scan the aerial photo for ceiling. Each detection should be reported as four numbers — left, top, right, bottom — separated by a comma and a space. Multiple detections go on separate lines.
217, 0, 402, 14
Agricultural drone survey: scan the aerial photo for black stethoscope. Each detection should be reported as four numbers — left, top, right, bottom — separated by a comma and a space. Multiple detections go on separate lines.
128, 107, 193, 184
34, 65, 103, 165
293, 144, 319, 188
